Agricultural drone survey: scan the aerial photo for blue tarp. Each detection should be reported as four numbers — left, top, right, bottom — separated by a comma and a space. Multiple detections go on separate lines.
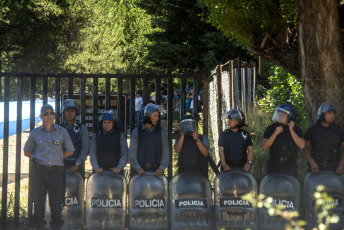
0, 100, 55, 139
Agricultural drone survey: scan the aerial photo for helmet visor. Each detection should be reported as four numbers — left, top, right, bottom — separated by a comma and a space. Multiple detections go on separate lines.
272, 109, 290, 123
221, 110, 242, 121
180, 119, 197, 133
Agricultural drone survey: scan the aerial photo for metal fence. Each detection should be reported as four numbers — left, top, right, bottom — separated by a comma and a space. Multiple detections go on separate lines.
0, 72, 213, 228
209, 59, 257, 163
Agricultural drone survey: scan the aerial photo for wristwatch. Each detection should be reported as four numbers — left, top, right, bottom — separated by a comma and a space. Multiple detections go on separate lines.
247, 160, 252, 165
196, 138, 201, 142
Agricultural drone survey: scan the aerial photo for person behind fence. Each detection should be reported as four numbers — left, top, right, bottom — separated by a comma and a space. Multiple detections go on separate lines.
135, 91, 143, 127
262, 104, 305, 178
302, 102, 344, 174
60, 99, 89, 175
128, 103, 169, 177
174, 115, 209, 177
89, 110, 128, 174
219, 109, 253, 172
24, 104, 75, 230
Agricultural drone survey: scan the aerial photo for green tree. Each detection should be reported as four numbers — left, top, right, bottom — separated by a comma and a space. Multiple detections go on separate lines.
201, 0, 344, 124
137, 0, 251, 74
64, 0, 155, 74
0, 0, 85, 73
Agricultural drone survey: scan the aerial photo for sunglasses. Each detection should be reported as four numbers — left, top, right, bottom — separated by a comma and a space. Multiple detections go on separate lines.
43, 112, 55, 116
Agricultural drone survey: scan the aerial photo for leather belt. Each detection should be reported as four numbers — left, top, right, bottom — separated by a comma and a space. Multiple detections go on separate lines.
32, 158, 64, 172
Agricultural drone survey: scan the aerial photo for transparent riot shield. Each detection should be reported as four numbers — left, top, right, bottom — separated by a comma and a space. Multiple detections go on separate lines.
44, 170, 84, 230
214, 170, 258, 230
86, 171, 127, 230
170, 172, 213, 230
304, 172, 344, 230
129, 172, 168, 230
258, 174, 300, 230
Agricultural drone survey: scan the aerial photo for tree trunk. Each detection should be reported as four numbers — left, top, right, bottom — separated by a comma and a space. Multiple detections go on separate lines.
298, 0, 344, 125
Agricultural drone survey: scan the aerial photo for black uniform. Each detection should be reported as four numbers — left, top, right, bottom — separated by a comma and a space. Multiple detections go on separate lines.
304, 122, 344, 171
263, 123, 303, 178
218, 129, 253, 170
175, 133, 209, 177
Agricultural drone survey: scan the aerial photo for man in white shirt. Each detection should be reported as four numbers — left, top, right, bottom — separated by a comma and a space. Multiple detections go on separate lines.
135, 92, 143, 127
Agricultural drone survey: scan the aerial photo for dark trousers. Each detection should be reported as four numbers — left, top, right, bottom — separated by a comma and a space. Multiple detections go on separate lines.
267, 159, 298, 178
32, 164, 64, 229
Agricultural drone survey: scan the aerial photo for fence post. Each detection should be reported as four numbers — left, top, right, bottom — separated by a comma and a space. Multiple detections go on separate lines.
27, 77, 36, 227
92, 77, 99, 133
130, 78, 136, 132
117, 78, 123, 132
180, 78, 186, 117
1, 76, 10, 228
80, 78, 86, 125
155, 78, 161, 105
43, 77, 48, 105
68, 77, 73, 99
142, 78, 149, 104
105, 77, 111, 110
217, 65, 223, 134
167, 77, 173, 180
14, 76, 22, 227
193, 78, 198, 120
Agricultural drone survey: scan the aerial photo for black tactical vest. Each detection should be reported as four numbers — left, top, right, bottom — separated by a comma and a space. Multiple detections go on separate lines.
61, 123, 81, 161
137, 127, 162, 167
270, 125, 298, 161
178, 135, 207, 175
224, 129, 248, 167
96, 129, 121, 169
311, 124, 342, 164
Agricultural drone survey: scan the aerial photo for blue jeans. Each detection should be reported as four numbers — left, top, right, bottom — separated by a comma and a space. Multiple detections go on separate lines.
135, 111, 141, 127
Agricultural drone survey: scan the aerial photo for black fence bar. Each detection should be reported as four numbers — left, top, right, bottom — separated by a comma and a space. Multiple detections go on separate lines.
105, 78, 111, 110
155, 78, 161, 105
14, 76, 22, 227
1, 76, 10, 228
42, 77, 48, 105
180, 78, 186, 118
27, 77, 36, 227
55, 77, 61, 124
130, 78, 135, 132
92, 77, 99, 132
80, 78, 86, 124
142, 78, 149, 104
117, 78, 123, 132
193, 78, 198, 120
167, 78, 173, 180
68, 77, 73, 99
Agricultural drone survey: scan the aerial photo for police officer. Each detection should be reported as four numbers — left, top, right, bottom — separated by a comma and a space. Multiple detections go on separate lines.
89, 110, 128, 174
128, 103, 169, 176
24, 104, 75, 230
219, 109, 253, 172
303, 103, 344, 174
174, 115, 209, 177
262, 104, 305, 178
60, 99, 89, 174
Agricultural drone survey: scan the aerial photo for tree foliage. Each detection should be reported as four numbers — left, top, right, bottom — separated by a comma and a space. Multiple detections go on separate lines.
0, 0, 85, 72
137, 0, 251, 74
65, 0, 156, 74
200, 0, 299, 76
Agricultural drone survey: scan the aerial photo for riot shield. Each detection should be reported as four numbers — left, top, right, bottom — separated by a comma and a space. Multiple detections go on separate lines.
44, 170, 84, 230
214, 170, 258, 230
258, 174, 300, 230
304, 172, 344, 230
129, 172, 168, 230
170, 172, 213, 230
86, 171, 127, 230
